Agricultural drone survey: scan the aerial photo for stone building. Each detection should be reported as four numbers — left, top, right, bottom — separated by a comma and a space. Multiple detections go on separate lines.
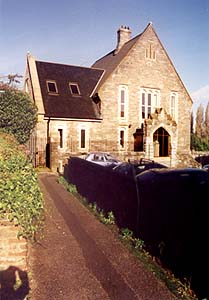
24, 22, 192, 171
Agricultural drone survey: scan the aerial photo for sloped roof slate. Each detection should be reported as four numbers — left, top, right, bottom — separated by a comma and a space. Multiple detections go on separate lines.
92, 34, 141, 88
36, 61, 104, 119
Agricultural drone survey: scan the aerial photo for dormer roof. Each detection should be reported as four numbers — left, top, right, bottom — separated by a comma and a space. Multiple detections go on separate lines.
35, 60, 104, 119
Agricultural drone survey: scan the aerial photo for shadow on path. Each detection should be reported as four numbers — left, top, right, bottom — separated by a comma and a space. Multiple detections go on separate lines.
42, 175, 138, 300
0, 266, 29, 300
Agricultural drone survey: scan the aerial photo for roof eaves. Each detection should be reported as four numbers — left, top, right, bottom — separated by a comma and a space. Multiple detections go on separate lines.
90, 69, 105, 97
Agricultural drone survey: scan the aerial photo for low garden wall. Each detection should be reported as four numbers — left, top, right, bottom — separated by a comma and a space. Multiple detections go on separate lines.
0, 217, 27, 270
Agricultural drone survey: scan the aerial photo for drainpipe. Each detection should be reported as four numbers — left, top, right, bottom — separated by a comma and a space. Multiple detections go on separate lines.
47, 117, 50, 143
46, 117, 51, 168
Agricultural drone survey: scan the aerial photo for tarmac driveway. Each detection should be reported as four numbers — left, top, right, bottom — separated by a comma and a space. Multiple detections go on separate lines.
28, 173, 176, 300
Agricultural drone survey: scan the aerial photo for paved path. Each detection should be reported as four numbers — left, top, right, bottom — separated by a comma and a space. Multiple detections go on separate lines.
28, 173, 176, 300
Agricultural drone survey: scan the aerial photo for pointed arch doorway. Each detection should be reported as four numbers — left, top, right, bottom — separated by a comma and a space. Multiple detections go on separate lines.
153, 127, 170, 157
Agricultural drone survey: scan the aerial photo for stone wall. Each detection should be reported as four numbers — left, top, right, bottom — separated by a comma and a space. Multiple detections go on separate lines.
97, 24, 192, 157
0, 218, 27, 270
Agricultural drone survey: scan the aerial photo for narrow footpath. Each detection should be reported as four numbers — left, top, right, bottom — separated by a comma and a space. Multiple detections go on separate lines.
28, 173, 176, 300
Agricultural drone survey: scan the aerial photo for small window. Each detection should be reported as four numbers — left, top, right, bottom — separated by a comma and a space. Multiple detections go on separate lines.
47, 81, 58, 94
120, 130, 125, 148
58, 129, 63, 148
81, 129, 85, 148
69, 83, 80, 95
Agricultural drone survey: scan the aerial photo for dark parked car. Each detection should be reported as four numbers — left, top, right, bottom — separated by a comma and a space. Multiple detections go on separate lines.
203, 164, 209, 171
135, 167, 209, 298
112, 158, 167, 177
85, 152, 121, 167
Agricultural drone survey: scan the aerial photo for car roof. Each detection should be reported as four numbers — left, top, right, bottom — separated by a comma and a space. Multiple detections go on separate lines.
136, 167, 209, 178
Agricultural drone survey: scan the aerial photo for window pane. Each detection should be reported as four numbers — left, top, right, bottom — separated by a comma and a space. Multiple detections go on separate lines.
120, 89, 126, 118
148, 94, 151, 106
58, 129, 63, 148
121, 103, 125, 117
121, 90, 125, 102
120, 130, 124, 147
81, 129, 85, 148
171, 95, 175, 107
154, 94, 158, 107
142, 93, 145, 105
70, 84, 80, 95
47, 82, 57, 93
142, 107, 145, 119
148, 107, 151, 118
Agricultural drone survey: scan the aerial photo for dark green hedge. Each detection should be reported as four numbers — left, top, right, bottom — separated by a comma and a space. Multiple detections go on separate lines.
0, 89, 37, 144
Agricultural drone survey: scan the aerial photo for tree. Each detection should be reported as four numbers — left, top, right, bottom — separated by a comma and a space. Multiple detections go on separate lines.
0, 73, 22, 90
0, 89, 37, 144
195, 104, 204, 138
190, 111, 194, 134
204, 101, 209, 141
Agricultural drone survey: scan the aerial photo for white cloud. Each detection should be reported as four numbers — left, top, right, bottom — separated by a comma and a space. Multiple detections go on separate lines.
191, 84, 209, 114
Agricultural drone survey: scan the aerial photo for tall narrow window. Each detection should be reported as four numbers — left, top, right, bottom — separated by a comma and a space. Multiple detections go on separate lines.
119, 85, 128, 120
170, 92, 177, 119
142, 93, 146, 119
153, 93, 158, 110
120, 130, 125, 148
120, 89, 125, 117
140, 88, 160, 119
147, 93, 152, 118
58, 129, 63, 148
81, 129, 86, 149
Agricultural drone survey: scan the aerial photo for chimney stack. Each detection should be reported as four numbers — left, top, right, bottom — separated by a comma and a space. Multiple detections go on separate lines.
116, 25, 131, 53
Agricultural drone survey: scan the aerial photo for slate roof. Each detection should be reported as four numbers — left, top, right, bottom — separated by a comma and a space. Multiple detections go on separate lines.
36, 61, 104, 119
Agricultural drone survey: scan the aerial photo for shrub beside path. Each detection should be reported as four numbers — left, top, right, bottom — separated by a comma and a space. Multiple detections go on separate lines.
28, 173, 176, 300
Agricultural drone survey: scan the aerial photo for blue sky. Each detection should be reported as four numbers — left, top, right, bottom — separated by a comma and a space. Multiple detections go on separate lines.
0, 0, 208, 96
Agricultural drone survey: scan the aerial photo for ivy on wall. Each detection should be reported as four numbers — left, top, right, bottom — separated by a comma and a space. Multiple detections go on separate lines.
0, 133, 44, 240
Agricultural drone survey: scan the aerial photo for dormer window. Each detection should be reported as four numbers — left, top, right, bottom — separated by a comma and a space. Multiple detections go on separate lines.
46, 81, 58, 94
69, 83, 80, 95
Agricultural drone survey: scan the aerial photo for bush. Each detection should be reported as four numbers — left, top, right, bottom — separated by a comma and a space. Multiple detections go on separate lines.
0, 133, 44, 240
0, 89, 37, 144
191, 133, 209, 151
